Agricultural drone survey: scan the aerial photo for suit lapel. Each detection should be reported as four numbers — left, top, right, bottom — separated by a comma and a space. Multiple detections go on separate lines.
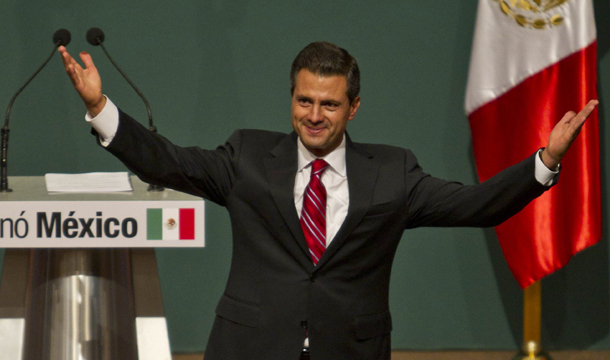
316, 136, 379, 268
264, 132, 314, 268
264, 133, 380, 271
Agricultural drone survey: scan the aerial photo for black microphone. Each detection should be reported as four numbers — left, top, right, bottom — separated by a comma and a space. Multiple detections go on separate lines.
1, 29, 71, 192
53, 28, 72, 47
86, 27, 164, 192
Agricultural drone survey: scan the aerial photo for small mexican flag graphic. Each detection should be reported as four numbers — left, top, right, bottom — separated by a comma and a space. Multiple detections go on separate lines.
147, 208, 195, 240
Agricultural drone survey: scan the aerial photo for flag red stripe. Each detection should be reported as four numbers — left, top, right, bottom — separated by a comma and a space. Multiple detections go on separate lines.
179, 208, 195, 240
468, 42, 601, 288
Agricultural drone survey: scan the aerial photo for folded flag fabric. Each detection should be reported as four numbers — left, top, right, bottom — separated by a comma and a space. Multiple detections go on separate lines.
465, 0, 601, 288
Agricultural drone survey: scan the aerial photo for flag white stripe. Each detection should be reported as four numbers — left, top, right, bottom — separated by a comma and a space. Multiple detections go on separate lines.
162, 208, 180, 240
465, 0, 596, 114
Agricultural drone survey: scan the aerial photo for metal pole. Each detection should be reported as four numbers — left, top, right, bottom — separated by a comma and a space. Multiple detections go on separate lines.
513, 280, 551, 360
22, 249, 138, 360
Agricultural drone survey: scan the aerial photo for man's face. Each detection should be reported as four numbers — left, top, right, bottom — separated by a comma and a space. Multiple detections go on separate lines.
291, 69, 360, 157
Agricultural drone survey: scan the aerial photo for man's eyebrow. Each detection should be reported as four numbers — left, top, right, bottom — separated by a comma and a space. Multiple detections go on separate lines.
321, 99, 340, 105
295, 95, 312, 101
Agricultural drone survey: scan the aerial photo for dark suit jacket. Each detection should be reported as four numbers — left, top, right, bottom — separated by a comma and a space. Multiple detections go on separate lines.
104, 110, 549, 360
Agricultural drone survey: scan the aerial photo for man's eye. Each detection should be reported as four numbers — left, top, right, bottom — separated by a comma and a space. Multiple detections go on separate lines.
325, 103, 339, 110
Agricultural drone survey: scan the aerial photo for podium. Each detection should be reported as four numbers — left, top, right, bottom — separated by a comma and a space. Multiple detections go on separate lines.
0, 176, 205, 360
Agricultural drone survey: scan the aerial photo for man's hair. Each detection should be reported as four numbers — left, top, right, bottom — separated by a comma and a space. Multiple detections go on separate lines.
290, 41, 360, 104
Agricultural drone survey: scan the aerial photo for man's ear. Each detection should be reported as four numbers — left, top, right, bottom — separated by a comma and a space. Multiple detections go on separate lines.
348, 96, 361, 121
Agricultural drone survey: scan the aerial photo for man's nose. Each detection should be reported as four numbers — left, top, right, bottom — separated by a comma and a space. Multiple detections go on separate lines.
308, 105, 323, 123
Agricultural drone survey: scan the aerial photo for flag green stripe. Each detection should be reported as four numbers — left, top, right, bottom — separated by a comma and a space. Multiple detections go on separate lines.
147, 209, 163, 240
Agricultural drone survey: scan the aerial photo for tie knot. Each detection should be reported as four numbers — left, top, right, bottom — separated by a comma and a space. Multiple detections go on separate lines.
311, 159, 329, 176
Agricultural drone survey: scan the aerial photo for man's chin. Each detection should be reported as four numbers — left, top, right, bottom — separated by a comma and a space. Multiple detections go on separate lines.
303, 141, 324, 151
301, 139, 328, 155
301, 133, 325, 145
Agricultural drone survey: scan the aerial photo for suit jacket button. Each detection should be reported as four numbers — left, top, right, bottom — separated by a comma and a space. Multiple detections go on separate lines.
309, 275, 316, 282
300, 320, 308, 329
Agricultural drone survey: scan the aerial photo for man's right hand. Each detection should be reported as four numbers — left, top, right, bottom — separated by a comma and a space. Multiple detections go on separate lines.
59, 46, 106, 117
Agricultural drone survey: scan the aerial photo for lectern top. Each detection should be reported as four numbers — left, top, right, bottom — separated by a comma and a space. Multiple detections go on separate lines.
0, 176, 205, 248
0, 176, 199, 202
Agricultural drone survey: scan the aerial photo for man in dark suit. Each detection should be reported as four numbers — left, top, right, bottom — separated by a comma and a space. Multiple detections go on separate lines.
59, 42, 597, 360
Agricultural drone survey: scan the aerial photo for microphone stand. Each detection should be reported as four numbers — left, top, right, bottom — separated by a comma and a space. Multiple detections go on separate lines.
97, 43, 155, 133
92, 37, 164, 192
2, 46, 61, 192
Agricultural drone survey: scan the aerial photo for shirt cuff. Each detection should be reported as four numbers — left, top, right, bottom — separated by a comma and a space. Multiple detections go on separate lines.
85, 96, 119, 147
534, 149, 559, 186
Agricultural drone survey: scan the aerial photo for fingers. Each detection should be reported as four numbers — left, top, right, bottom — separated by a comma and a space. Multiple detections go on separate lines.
58, 46, 75, 68
79, 51, 96, 71
576, 99, 599, 122
567, 99, 598, 126
58, 46, 72, 69
58, 46, 80, 83
556, 100, 598, 139
57, 45, 68, 57
558, 110, 576, 125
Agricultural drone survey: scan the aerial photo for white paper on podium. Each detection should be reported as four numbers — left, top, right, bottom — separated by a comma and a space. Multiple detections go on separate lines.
45, 172, 133, 193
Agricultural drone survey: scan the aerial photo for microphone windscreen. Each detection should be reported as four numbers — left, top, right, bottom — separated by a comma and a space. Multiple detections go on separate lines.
53, 29, 71, 47
86, 27, 105, 46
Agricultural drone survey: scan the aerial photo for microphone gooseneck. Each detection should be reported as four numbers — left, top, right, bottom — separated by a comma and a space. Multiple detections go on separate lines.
86, 28, 163, 192
85, 27, 155, 133
1, 29, 72, 192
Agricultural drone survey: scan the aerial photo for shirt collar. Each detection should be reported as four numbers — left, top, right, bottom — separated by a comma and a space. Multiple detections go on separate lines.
297, 134, 347, 177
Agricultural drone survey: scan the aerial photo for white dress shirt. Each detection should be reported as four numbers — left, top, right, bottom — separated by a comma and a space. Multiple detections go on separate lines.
294, 137, 349, 245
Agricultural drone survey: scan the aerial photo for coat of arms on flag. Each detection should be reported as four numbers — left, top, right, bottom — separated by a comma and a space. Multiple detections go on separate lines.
495, 0, 568, 28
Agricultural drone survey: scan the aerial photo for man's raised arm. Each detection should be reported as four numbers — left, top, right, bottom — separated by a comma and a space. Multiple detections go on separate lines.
59, 46, 106, 117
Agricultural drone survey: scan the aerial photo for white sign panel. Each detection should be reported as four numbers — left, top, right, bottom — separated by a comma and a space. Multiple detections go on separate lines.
0, 201, 204, 248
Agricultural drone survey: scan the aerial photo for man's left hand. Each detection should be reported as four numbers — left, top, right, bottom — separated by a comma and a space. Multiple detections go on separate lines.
541, 99, 599, 170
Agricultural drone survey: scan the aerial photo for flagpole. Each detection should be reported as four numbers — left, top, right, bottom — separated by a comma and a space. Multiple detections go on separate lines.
513, 280, 550, 360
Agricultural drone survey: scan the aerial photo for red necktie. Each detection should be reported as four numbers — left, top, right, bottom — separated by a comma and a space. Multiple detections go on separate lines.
300, 159, 329, 265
